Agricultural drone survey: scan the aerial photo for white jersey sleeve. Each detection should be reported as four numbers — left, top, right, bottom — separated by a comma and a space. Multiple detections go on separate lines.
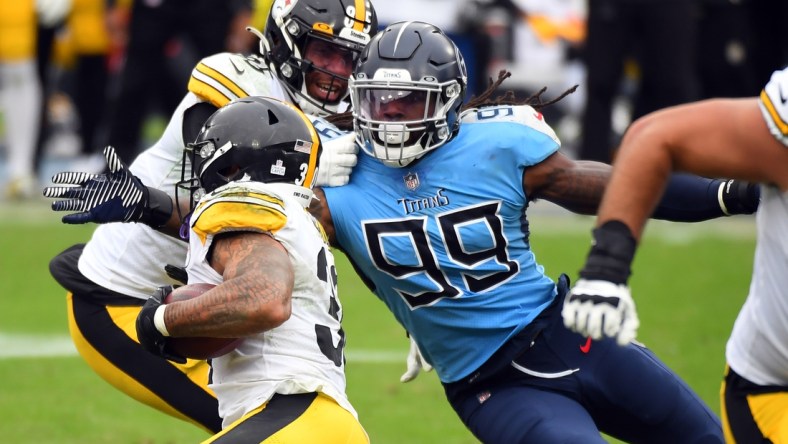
461, 104, 561, 147
78, 53, 290, 300
186, 181, 355, 427
758, 67, 788, 147
188, 52, 288, 108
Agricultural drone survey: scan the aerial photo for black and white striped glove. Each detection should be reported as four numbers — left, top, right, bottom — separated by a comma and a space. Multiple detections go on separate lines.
43, 146, 173, 227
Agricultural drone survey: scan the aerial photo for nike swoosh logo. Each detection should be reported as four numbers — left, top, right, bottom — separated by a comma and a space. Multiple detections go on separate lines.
229, 58, 245, 75
779, 87, 788, 105
579, 337, 592, 353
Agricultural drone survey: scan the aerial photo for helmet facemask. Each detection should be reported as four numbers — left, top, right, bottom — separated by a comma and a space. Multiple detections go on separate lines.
351, 75, 464, 167
349, 21, 468, 168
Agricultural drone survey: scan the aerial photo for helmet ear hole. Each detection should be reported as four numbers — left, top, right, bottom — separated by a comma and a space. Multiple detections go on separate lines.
267, 109, 279, 124
218, 165, 242, 182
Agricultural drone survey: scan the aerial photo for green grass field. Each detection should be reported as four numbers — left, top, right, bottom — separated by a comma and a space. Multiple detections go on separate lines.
0, 201, 756, 443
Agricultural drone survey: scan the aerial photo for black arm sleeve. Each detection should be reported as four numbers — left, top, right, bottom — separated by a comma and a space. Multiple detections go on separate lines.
652, 173, 760, 222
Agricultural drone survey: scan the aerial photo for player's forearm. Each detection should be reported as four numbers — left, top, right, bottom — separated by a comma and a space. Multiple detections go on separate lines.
164, 276, 291, 338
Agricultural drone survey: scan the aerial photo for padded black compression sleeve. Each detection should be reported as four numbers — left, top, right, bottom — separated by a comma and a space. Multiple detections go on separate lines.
652, 173, 760, 222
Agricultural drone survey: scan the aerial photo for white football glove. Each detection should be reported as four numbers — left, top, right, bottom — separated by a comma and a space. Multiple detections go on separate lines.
561, 278, 639, 346
36, 0, 72, 27
316, 133, 358, 187
400, 335, 433, 383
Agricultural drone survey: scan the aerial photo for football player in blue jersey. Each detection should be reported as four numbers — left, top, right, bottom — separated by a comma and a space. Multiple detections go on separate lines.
44, 0, 377, 435
45, 19, 760, 443
313, 21, 750, 443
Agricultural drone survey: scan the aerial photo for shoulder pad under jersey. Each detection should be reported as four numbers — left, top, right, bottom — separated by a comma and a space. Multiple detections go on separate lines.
188, 53, 283, 109
759, 67, 788, 147
460, 104, 560, 145
190, 182, 288, 244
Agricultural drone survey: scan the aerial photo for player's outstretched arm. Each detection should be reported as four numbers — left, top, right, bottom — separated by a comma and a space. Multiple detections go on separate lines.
524, 148, 759, 221
43, 146, 175, 228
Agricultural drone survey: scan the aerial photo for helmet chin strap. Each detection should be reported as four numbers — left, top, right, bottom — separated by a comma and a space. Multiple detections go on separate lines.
246, 26, 269, 55
380, 124, 408, 144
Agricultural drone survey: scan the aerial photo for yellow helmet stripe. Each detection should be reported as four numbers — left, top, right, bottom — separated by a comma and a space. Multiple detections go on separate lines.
760, 90, 788, 136
352, 0, 367, 31
280, 101, 321, 187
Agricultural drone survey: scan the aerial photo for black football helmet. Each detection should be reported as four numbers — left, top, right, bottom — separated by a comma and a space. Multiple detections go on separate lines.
350, 21, 467, 168
183, 96, 322, 209
260, 0, 378, 116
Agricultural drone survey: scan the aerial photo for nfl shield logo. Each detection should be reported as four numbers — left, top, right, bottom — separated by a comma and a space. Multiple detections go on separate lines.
404, 172, 420, 191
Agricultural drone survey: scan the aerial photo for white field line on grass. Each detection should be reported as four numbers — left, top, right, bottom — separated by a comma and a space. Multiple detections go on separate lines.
0, 332, 406, 362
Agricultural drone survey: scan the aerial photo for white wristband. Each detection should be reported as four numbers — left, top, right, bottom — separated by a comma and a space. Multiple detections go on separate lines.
153, 304, 170, 337
717, 180, 731, 216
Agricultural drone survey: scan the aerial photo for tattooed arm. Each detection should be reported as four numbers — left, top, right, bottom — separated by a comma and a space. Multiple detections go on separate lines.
525, 151, 610, 215
163, 232, 294, 338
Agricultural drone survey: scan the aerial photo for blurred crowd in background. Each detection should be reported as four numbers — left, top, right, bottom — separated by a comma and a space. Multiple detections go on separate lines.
1, 0, 787, 200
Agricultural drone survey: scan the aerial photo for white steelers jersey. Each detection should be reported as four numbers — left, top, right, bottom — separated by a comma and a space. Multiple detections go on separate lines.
758, 67, 788, 146
78, 52, 334, 299
726, 67, 788, 386
186, 181, 354, 427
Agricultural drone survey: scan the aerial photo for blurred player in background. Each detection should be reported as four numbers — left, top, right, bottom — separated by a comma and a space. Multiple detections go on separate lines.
136, 96, 367, 442
0, 0, 43, 199
46, 0, 377, 434
100, 0, 255, 162
563, 67, 788, 443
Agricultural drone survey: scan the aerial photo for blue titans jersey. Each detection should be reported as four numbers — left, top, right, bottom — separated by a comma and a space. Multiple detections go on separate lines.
325, 105, 562, 383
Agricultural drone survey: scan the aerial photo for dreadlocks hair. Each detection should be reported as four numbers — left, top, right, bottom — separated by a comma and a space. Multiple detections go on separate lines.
463, 70, 578, 112
325, 110, 354, 131
323, 70, 579, 131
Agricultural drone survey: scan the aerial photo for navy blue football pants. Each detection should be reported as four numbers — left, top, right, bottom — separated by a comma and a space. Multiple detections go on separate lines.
444, 275, 723, 444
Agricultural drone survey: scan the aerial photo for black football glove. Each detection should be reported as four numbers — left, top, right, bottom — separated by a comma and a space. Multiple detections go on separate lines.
164, 264, 188, 285
135, 285, 186, 364
719, 179, 760, 215
43, 146, 173, 227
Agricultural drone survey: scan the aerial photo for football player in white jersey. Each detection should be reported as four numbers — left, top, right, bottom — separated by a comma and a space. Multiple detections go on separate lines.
563, 67, 788, 443
46, 0, 377, 434
136, 96, 367, 443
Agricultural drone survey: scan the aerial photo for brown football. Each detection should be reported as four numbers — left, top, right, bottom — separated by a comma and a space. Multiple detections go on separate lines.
164, 283, 242, 360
